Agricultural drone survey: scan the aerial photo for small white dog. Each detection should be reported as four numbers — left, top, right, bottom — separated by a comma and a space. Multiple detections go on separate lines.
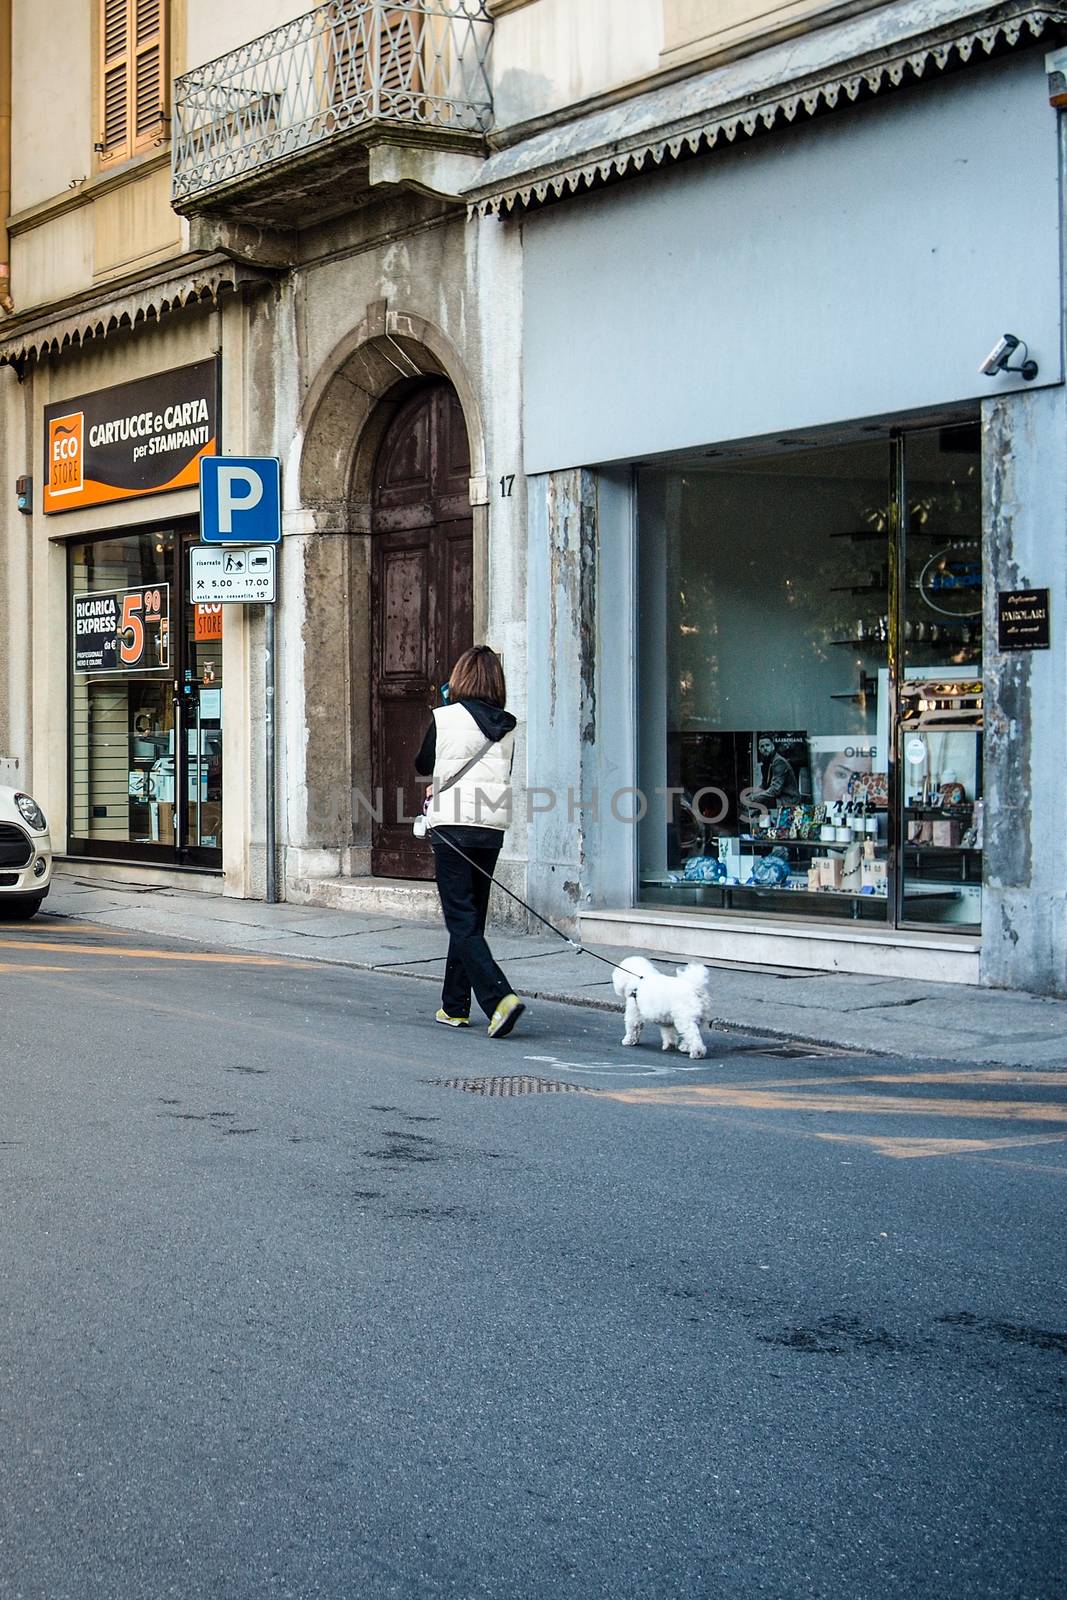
611, 955, 713, 1059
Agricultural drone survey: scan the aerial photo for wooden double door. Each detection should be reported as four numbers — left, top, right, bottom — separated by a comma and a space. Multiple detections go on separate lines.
371, 382, 473, 878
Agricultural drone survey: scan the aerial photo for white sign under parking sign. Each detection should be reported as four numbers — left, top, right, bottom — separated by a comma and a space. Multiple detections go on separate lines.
189, 545, 276, 604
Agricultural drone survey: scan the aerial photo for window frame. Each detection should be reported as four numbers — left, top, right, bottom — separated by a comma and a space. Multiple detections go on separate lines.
96, 0, 169, 172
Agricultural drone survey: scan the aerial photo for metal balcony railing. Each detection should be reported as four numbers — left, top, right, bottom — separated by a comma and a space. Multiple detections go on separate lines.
173, 0, 493, 209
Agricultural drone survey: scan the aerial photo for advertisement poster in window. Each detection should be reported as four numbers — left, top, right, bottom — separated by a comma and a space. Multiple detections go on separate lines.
749, 731, 812, 807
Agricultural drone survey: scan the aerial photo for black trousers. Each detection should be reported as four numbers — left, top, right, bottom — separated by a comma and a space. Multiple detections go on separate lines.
431, 831, 512, 1020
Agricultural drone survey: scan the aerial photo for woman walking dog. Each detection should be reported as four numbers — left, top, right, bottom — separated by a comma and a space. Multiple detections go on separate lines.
414, 646, 525, 1038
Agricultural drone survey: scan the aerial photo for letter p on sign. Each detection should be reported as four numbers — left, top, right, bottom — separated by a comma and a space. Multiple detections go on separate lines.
199, 456, 282, 545
218, 466, 262, 531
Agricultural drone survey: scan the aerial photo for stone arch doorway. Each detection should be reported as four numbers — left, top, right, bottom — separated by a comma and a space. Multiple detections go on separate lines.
371, 379, 473, 878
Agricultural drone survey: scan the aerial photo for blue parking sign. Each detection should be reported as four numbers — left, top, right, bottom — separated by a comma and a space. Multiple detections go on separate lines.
200, 456, 282, 544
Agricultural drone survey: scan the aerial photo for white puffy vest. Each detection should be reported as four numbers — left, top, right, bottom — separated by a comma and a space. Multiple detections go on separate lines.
425, 703, 514, 831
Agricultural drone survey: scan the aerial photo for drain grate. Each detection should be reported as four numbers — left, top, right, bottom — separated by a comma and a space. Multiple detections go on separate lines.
428, 1075, 595, 1097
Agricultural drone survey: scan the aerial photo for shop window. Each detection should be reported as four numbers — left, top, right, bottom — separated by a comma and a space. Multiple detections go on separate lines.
637, 425, 983, 932
69, 526, 222, 864
97, 0, 168, 169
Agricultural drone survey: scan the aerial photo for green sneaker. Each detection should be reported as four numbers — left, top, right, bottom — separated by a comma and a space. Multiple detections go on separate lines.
487, 994, 525, 1039
435, 1009, 470, 1028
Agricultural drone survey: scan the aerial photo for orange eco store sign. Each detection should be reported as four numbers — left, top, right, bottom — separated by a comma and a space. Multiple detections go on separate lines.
44, 359, 219, 514
194, 603, 223, 642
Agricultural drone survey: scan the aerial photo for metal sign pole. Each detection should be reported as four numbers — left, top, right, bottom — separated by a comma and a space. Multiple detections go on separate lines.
264, 601, 277, 904
197, 455, 283, 903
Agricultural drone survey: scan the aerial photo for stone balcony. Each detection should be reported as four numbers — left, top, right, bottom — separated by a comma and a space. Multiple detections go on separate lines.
172, 0, 493, 227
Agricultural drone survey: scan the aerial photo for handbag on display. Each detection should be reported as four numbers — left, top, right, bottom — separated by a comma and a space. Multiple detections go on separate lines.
413, 738, 495, 837
683, 855, 726, 883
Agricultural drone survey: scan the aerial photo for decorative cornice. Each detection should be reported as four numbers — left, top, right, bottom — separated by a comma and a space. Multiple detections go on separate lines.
466, 2, 1065, 216
7, 150, 172, 238
0, 252, 277, 369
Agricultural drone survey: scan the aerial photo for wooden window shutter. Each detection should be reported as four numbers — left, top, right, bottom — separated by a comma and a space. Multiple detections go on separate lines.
98, 0, 167, 167
379, 6, 422, 109
99, 0, 131, 165
328, 6, 423, 120
132, 0, 166, 153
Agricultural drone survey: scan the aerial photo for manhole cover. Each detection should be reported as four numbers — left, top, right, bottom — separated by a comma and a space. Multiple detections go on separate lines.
428, 1075, 596, 1097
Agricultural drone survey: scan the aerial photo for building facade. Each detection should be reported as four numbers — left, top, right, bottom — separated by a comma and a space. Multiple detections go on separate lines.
1, 0, 1065, 995
0, 0, 525, 911
469, 0, 1067, 996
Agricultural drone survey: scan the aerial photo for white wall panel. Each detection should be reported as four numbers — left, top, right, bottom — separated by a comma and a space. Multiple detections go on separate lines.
12, 0, 91, 212
521, 51, 1062, 473
493, 0, 663, 129
185, 0, 309, 70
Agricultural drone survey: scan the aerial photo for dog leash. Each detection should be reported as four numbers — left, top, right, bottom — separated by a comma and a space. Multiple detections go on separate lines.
427, 827, 629, 977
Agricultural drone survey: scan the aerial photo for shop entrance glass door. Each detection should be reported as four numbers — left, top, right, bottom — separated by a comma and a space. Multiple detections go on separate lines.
69, 523, 222, 866
182, 537, 223, 854
894, 425, 983, 932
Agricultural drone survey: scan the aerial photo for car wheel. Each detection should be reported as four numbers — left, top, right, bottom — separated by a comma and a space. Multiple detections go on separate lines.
0, 894, 45, 920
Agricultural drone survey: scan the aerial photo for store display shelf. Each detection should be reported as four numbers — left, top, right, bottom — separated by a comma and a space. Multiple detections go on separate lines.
830, 634, 975, 650
652, 879, 960, 903
829, 528, 975, 543
908, 844, 979, 857
828, 582, 980, 596
743, 837, 886, 851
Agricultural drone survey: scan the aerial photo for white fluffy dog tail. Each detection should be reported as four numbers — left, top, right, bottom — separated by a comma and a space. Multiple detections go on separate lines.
676, 962, 713, 1011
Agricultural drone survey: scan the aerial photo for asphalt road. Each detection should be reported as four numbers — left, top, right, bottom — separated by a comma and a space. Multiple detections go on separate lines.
0, 912, 1064, 1600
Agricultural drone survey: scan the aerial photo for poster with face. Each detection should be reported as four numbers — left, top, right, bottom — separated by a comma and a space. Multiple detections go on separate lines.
808, 737, 882, 805
751, 731, 812, 804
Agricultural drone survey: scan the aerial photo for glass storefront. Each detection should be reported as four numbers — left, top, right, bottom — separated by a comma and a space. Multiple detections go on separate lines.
637, 423, 983, 933
69, 523, 223, 865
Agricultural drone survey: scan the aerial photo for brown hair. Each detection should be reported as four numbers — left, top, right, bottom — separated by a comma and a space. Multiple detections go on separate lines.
448, 645, 506, 708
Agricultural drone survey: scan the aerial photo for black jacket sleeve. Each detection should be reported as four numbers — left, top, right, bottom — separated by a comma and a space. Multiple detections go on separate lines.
414, 721, 436, 777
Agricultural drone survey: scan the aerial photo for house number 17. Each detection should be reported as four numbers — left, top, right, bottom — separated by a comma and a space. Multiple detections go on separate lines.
499, 474, 515, 498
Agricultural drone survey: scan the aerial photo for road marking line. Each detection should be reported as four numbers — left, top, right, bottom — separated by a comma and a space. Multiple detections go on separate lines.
600, 1083, 1067, 1123
813, 1131, 1067, 1160
0, 938, 298, 966
0, 961, 81, 972
741, 1070, 1067, 1089
524, 1053, 708, 1078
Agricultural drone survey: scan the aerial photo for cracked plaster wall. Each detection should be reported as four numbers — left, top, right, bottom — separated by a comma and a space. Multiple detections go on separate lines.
249, 196, 526, 905
526, 468, 637, 931
982, 386, 1067, 995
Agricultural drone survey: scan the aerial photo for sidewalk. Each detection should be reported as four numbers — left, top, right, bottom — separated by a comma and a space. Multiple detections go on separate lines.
44, 867, 1067, 1069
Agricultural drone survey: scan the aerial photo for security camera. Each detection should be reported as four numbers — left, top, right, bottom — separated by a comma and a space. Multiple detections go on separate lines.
979, 334, 1019, 376
979, 333, 1038, 381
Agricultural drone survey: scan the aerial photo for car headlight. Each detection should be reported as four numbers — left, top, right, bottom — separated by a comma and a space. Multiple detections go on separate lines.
14, 793, 47, 831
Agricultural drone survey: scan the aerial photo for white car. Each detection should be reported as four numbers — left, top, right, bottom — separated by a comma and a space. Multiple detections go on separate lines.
0, 785, 52, 918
